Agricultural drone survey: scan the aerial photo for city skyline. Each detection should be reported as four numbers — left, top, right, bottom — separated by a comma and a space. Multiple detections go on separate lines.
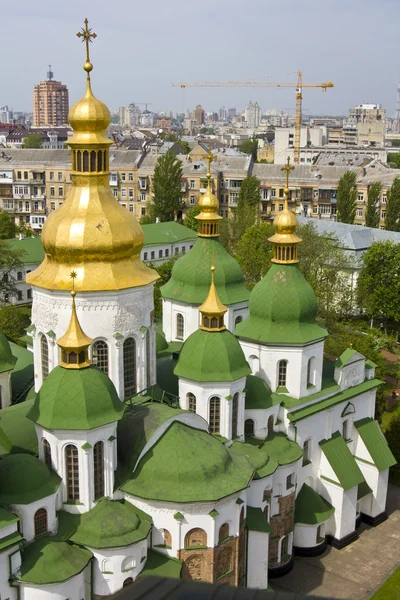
1, 0, 400, 116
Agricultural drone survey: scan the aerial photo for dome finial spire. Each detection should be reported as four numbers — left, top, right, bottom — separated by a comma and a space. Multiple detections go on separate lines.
195, 148, 222, 238
76, 17, 97, 80
268, 156, 302, 264
199, 266, 227, 331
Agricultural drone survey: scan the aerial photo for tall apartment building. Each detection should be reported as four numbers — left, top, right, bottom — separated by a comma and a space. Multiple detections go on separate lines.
343, 104, 386, 147
192, 105, 205, 126
32, 66, 69, 127
0, 106, 13, 124
245, 101, 261, 129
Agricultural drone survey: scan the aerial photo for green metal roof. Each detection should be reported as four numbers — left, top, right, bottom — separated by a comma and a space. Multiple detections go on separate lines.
0, 399, 37, 456
355, 418, 396, 472
230, 441, 278, 479
287, 378, 382, 423
138, 550, 183, 580
19, 538, 92, 585
27, 365, 125, 431
334, 348, 363, 368
174, 328, 251, 383
246, 432, 303, 466
236, 263, 327, 345
116, 402, 185, 486
295, 484, 335, 525
0, 334, 16, 374
161, 237, 250, 305
245, 375, 281, 410
121, 422, 254, 503
246, 507, 272, 533
358, 480, 372, 500
0, 507, 19, 529
0, 426, 12, 456
0, 454, 61, 504
0, 531, 22, 552
67, 499, 152, 549
10, 342, 34, 403
6, 236, 45, 265
319, 432, 365, 491
142, 221, 197, 247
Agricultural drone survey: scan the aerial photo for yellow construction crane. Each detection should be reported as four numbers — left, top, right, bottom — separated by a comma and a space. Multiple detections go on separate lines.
172, 71, 334, 164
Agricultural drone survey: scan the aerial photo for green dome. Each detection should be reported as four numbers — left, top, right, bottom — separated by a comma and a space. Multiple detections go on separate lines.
174, 328, 251, 382
69, 499, 151, 549
161, 237, 250, 305
27, 365, 124, 431
0, 333, 16, 373
236, 263, 327, 344
0, 454, 61, 504
121, 421, 253, 502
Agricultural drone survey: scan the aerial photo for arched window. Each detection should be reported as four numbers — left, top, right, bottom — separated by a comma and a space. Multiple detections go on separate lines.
235, 315, 243, 326
218, 523, 229, 543
183, 555, 203, 581
184, 528, 207, 548
244, 419, 254, 436
303, 439, 311, 465
209, 397, 220, 434
267, 415, 274, 435
34, 508, 48, 536
278, 360, 287, 388
264, 504, 270, 522
280, 535, 289, 562
83, 150, 89, 172
307, 357, 316, 387
92, 340, 109, 375
123, 337, 136, 399
123, 578, 134, 587
232, 393, 239, 438
176, 313, 184, 340
77, 151, 82, 171
187, 393, 196, 412
17, 271, 23, 281
342, 419, 350, 441
97, 150, 103, 172
43, 439, 52, 468
93, 441, 104, 501
101, 558, 112, 573
249, 355, 259, 375
162, 529, 172, 548
90, 150, 96, 172
65, 444, 79, 501
121, 556, 135, 572
40, 335, 49, 380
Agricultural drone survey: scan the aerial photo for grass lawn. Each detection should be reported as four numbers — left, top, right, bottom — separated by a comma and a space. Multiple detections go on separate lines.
372, 566, 400, 599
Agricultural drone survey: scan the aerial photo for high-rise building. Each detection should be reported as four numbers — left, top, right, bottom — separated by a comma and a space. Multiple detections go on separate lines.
32, 66, 69, 127
0, 106, 13, 124
219, 106, 227, 121
192, 104, 205, 126
344, 104, 386, 147
245, 101, 261, 129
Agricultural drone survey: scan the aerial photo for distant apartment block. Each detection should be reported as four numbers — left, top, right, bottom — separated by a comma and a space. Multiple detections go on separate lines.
32, 67, 69, 127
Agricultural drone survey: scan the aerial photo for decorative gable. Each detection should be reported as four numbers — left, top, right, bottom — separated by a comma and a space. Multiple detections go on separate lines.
334, 348, 366, 390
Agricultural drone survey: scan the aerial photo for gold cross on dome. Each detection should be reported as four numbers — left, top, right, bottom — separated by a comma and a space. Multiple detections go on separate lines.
70, 270, 77, 291
204, 148, 216, 179
281, 156, 295, 189
77, 18, 97, 64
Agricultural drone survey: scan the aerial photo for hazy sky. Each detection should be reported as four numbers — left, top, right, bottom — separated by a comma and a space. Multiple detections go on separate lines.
2, 0, 400, 116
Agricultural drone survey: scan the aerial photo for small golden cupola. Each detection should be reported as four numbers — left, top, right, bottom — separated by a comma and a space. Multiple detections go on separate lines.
268, 157, 302, 264
26, 19, 158, 292
195, 150, 222, 238
57, 274, 93, 369
199, 266, 227, 331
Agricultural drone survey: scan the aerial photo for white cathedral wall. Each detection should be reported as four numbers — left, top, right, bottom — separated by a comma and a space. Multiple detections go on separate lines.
10, 494, 58, 543
35, 423, 117, 514
30, 284, 155, 399
355, 460, 388, 518
91, 540, 148, 596
122, 493, 246, 557
0, 536, 20, 600
178, 378, 246, 440
19, 564, 90, 600
163, 299, 248, 343
294, 522, 331, 548
247, 531, 269, 589
246, 476, 273, 509
239, 339, 325, 399
244, 406, 280, 440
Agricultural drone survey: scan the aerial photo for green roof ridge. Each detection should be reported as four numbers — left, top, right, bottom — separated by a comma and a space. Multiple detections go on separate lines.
319, 432, 365, 490
294, 484, 335, 524
334, 348, 363, 368
142, 221, 197, 247
354, 417, 396, 472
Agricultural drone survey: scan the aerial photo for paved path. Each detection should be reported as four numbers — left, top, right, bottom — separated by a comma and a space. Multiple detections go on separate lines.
271, 484, 400, 599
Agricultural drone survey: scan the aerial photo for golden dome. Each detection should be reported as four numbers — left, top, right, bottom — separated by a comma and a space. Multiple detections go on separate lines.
195, 150, 222, 237
57, 289, 92, 369
26, 19, 158, 292
199, 266, 227, 331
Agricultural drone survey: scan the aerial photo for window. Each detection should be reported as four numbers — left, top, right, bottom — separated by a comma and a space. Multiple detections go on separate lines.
17, 271, 23, 281
128, 188, 134, 198
92, 341, 109, 375
123, 337, 137, 399
187, 392, 196, 412
151, 251, 155, 260
279, 203, 284, 212
50, 186, 55, 197
58, 187, 63, 197
356, 208, 363, 218
232, 392, 239, 438
278, 360, 287, 388
141, 207, 146, 216
121, 188, 126, 197
313, 205, 318, 214
158, 250, 163, 258
50, 201, 55, 211
181, 246, 186, 254
27, 289, 32, 300
34, 508, 48, 536
65, 444, 79, 501
17, 291, 22, 301
307, 357, 315, 387
358, 193, 364, 202
234, 315, 242, 326
342, 419, 351, 442
129, 204, 133, 212
121, 556, 136, 571
176, 313, 184, 340
190, 195, 195, 205
209, 397, 220, 434
245, 419, 254, 436
123, 578, 134, 587
41, 335, 49, 380
267, 415, 274, 435
303, 439, 311, 465
128, 173, 134, 181
93, 441, 104, 500
184, 528, 207, 548
165, 249, 169, 257
43, 439, 52, 468
143, 252, 148, 260
190, 180, 195, 189
175, 247, 179, 256
218, 523, 229, 543
121, 173, 126, 181
58, 172, 63, 181
113, 188, 118, 197
286, 473, 295, 489
381, 210, 386, 219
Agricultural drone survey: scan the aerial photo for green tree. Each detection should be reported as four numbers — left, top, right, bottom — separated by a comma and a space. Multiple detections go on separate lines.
357, 241, 400, 328
235, 223, 274, 287
23, 134, 43, 149
0, 241, 25, 303
239, 136, 258, 161
385, 177, 400, 232
336, 170, 357, 224
0, 306, 30, 342
149, 258, 177, 318
238, 175, 261, 209
385, 411, 400, 463
0, 211, 16, 239
152, 152, 183, 222
365, 181, 382, 228
222, 175, 261, 251
164, 133, 190, 154
140, 214, 156, 225
390, 139, 400, 148
387, 152, 400, 168
183, 206, 201, 232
